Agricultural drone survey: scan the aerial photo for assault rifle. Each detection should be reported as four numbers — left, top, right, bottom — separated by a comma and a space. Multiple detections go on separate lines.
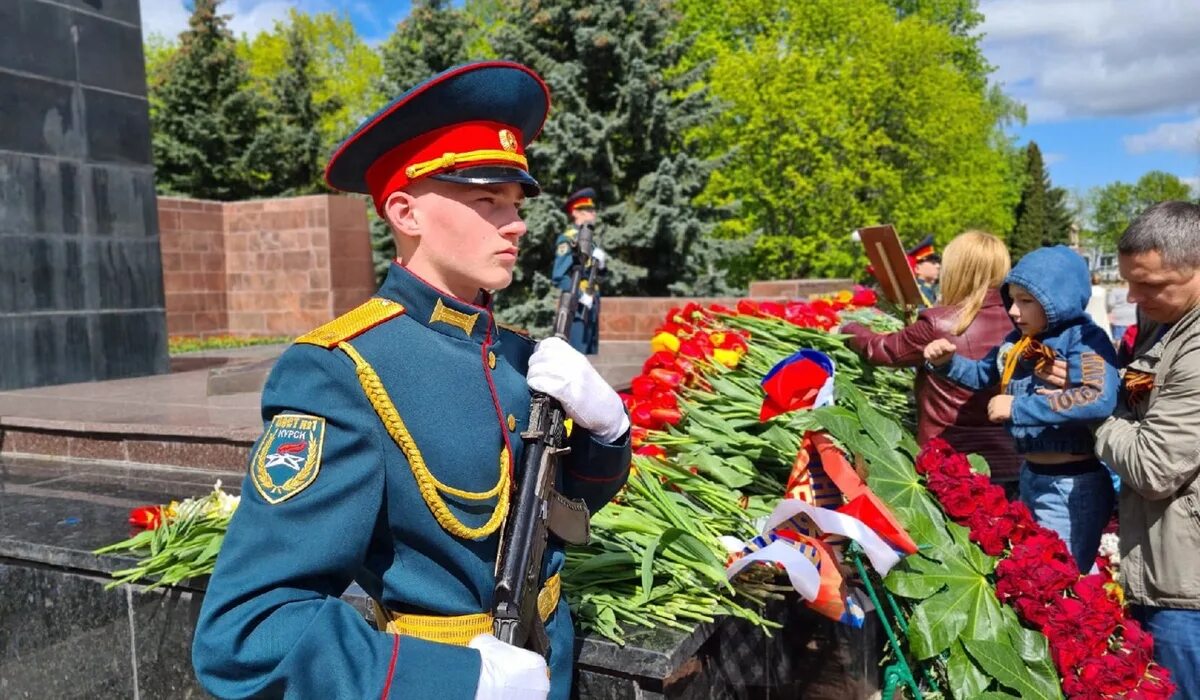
491, 224, 594, 654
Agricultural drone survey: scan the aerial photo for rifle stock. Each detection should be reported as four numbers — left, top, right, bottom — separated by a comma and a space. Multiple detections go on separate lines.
491, 224, 594, 653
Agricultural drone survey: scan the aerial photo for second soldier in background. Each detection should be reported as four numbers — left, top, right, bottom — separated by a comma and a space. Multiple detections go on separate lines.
552, 188, 606, 354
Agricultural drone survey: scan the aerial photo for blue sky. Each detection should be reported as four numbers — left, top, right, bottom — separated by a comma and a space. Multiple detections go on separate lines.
141, 0, 1200, 197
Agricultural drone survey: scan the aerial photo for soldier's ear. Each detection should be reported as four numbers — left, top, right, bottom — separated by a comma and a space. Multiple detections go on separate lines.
383, 189, 421, 238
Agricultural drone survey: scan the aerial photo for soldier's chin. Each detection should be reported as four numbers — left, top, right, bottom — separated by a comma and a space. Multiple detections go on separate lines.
480, 268, 515, 292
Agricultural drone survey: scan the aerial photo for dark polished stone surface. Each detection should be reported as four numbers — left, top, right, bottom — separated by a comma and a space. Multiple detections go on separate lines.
0, 564, 137, 699
0, 153, 82, 236
0, 456, 883, 699
75, 10, 146, 96
2, 0, 164, 391
0, 71, 84, 159
61, 0, 142, 25
0, 235, 86, 314
83, 89, 153, 166
0, 457, 241, 577
0, 1, 77, 81
86, 165, 158, 237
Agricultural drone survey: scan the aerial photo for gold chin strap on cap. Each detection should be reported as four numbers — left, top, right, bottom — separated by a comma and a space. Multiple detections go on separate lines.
337, 340, 510, 540
372, 573, 562, 646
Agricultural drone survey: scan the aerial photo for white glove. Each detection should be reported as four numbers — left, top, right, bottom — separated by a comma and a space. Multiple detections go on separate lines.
591, 246, 607, 269
578, 292, 595, 309
527, 337, 630, 443
469, 634, 549, 700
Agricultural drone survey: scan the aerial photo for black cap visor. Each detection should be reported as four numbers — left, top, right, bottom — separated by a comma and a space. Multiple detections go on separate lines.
430, 166, 541, 197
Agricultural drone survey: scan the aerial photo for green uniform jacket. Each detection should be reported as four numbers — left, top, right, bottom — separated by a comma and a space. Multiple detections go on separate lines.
192, 263, 631, 699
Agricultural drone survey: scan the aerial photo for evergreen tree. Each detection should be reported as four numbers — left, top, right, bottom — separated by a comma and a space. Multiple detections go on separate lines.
151, 0, 267, 200
371, 1, 478, 281
1009, 142, 1051, 260
489, 0, 729, 331
1045, 185, 1075, 246
253, 23, 340, 196
379, 0, 474, 95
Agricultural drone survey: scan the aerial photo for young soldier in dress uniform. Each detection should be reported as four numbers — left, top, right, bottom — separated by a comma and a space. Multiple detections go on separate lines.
908, 235, 941, 307
551, 188, 605, 354
192, 62, 631, 700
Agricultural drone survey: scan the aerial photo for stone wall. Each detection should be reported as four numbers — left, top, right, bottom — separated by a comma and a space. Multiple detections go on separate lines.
158, 195, 377, 338
0, 0, 167, 390
599, 278, 853, 341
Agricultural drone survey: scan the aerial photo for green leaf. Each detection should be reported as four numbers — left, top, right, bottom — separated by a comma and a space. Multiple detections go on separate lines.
857, 400, 904, 454
963, 638, 1063, 700
810, 406, 864, 447
688, 452, 753, 488
907, 587, 969, 659
569, 552, 638, 578
947, 640, 992, 699
907, 549, 1006, 642
967, 453, 992, 476
884, 565, 943, 599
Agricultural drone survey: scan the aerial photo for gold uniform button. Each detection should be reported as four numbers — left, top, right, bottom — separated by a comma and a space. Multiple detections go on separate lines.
488, 351, 497, 369
507, 414, 517, 431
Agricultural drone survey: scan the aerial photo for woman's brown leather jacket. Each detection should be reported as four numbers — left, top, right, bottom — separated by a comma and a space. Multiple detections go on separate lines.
841, 289, 1021, 482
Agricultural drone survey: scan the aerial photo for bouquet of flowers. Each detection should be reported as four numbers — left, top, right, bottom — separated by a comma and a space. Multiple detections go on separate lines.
915, 439, 1175, 699
95, 482, 239, 590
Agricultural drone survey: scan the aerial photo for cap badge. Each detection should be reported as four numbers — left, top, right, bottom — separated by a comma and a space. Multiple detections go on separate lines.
499, 129, 518, 153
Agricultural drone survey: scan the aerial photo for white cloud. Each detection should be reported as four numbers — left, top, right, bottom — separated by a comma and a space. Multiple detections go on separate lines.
1184, 176, 1200, 196
1042, 152, 1066, 166
1124, 118, 1200, 155
138, 1, 331, 41
980, 0, 1200, 122
139, 1, 190, 39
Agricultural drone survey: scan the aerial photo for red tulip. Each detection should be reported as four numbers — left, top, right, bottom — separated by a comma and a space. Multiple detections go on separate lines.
129, 505, 163, 530
649, 368, 683, 388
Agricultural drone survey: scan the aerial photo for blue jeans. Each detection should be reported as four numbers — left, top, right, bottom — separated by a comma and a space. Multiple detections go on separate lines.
1130, 605, 1200, 700
1020, 465, 1114, 572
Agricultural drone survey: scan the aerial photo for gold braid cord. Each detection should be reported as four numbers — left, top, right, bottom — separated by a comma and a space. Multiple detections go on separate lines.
338, 341, 509, 540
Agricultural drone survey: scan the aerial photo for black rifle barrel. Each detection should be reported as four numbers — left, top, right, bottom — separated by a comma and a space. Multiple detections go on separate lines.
492, 223, 594, 652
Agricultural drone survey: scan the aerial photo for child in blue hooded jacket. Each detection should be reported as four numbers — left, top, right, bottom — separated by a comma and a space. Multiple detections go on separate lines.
923, 245, 1119, 572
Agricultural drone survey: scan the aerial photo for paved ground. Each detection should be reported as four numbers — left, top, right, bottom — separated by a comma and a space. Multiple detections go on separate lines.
0, 340, 647, 439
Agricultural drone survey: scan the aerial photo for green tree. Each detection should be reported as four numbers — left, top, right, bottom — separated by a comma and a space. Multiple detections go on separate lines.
151, 0, 268, 200
489, 0, 729, 332
681, 0, 1019, 284
368, 1, 482, 281
1009, 142, 1074, 259
251, 23, 340, 195
1089, 171, 1195, 249
241, 11, 385, 152
379, 0, 475, 95
1045, 184, 1075, 246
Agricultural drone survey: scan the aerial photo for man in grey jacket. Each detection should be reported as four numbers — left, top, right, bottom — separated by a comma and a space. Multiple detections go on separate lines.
1095, 200, 1200, 698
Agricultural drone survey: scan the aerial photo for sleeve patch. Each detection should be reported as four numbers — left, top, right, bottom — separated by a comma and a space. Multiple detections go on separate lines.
251, 414, 326, 504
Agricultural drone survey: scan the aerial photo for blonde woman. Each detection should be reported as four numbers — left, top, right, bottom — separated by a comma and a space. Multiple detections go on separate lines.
841, 231, 1021, 486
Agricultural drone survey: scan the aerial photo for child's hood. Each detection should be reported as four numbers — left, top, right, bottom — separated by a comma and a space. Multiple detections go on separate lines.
1001, 245, 1091, 331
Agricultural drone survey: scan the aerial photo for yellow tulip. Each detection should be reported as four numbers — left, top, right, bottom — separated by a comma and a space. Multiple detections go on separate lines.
650, 332, 681, 353
713, 348, 741, 368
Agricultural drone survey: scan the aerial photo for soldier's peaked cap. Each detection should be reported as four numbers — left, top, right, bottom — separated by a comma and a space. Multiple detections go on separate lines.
324, 61, 550, 213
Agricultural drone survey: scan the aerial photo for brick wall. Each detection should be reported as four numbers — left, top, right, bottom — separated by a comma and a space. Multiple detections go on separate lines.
159, 198, 228, 337
158, 194, 376, 338
158, 195, 854, 342
601, 277, 854, 341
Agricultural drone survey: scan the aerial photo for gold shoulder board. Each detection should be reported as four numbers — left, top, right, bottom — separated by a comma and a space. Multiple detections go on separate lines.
295, 298, 405, 348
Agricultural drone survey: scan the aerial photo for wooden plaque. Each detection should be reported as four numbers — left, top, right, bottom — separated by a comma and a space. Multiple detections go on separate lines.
857, 224, 924, 308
